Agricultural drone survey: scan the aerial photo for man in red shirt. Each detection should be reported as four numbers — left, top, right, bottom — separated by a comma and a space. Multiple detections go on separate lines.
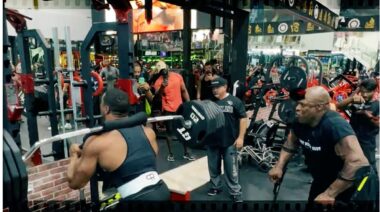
153, 61, 195, 161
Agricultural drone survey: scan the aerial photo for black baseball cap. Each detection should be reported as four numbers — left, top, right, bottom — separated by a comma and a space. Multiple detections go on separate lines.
210, 77, 227, 88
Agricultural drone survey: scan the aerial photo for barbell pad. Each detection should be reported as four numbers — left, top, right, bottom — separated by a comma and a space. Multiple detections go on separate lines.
5, 131, 28, 201
102, 112, 148, 132
82, 131, 103, 144
80, 112, 148, 149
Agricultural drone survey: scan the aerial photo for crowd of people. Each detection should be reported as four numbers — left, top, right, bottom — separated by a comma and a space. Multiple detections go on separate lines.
67, 58, 250, 205
11, 54, 378, 207
90, 58, 229, 162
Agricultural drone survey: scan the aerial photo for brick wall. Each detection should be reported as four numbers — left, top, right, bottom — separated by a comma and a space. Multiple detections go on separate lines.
26, 159, 91, 211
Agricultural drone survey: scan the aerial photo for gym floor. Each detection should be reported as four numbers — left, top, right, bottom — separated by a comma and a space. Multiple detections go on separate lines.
20, 115, 313, 202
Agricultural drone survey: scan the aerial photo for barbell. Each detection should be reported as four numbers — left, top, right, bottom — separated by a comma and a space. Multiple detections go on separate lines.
23, 100, 224, 162
4, 100, 225, 210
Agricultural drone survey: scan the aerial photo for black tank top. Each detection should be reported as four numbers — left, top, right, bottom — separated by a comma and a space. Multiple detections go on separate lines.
101, 125, 157, 188
200, 77, 214, 100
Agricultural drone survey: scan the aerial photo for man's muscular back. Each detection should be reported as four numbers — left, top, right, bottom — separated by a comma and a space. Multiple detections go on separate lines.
85, 126, 158, 172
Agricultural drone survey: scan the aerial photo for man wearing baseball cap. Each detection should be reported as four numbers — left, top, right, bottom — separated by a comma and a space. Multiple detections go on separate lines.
153, 61, 194, 162
205, 77, 248, 202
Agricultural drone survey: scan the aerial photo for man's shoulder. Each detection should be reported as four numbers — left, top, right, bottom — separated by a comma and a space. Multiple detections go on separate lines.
320, 111, 351, 132
370, 99, 379, 107
369, 99, 380, 115
87, 130, 119, 145
170, 72, 183, 79
322, 111, 346, 123
227, 94, 243, 104
153, 76, 163, 84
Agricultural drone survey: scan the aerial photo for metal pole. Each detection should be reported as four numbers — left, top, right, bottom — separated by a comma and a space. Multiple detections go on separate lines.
17, 33, 40, 149
183, 8, 192, 72
3, 7, 11, 132
231, 10, 249, 88
222, 1, 232, 74
52, 27, 68, 157
64, 26, 79, 133
117, 23, 132, 79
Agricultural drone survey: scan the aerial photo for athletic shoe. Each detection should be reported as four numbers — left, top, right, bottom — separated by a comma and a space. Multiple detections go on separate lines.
183, 153, 195, 161
64, 123, 72, 130
167, 154, 175, 162
232, 194, 243, 203
48, 125, 63, 130
207, 188, 222, 196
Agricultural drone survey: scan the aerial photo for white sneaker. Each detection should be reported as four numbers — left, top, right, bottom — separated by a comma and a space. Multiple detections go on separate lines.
64, 123, 72, 130
48, 125, 63, 130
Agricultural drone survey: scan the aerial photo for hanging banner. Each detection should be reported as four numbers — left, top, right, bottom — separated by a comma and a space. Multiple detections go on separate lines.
280, 0, 339, 30
263, 0, 339, 30
337, 15, 379, 31
249, 20, 326, 36
258, 0, 377, 34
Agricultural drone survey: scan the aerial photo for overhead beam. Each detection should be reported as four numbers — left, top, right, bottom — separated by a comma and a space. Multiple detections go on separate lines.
160, 0, 241, 19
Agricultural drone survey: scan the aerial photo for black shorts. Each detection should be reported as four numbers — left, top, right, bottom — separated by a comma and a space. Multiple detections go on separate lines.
163, 111, 176, 136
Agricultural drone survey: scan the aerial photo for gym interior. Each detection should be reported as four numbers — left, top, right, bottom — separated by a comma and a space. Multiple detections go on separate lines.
3, 0, 380, 211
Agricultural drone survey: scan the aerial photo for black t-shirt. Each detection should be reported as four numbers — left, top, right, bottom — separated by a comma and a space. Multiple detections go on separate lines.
350, 100, 379, 149
292, 111, 355, 184
206, 94, 247, 147
200, 78, 214, 100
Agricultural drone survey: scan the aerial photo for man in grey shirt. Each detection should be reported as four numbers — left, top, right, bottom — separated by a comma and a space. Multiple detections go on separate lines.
101, 59, 119, 90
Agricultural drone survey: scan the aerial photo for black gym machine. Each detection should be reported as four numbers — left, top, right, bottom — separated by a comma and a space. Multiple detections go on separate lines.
241, 54, 328, 169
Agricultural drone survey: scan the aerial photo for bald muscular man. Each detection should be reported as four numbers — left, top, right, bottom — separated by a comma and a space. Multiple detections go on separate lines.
269, 86, 369, 209
67, 88, 170, 205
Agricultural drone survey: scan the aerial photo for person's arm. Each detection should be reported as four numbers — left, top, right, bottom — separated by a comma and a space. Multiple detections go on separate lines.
357, 110, 380, 127
336, 93, 364, 110
196, 79, 201, 100
180, 81, 190, 102
268, 131, 299, 183
140, 82, 154, 102
154, 77, 166, 96
100, 70, 106, 79
356, 101, 380, 127
276, 131, 299, 170
234, 117, 248, 149
315, 135, 369, 201
67, 137, 99, 189
115, 67, 120, 78
145, 88, 154, 102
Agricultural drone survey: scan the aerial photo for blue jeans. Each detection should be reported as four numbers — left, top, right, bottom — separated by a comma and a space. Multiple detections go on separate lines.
206, 144, 242, 196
